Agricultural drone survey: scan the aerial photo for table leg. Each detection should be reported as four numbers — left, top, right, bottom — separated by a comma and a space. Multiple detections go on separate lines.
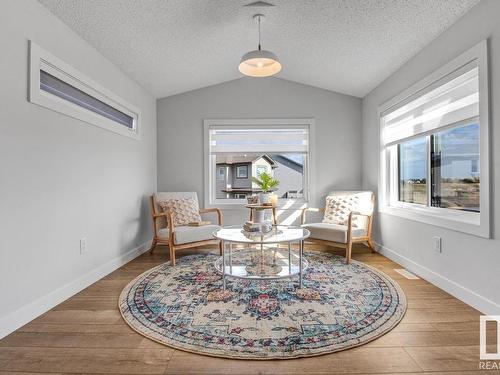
288, 242, 291, 273
272, 207, 277, 225
249, 208, 253, 222
222, 240, 226, 290
260, 242, 264, 271
299, 240, 304, 288
229, 242, 232, 274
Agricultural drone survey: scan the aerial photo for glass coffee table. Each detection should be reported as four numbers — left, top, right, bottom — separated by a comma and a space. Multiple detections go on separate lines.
213, 225, 310, 290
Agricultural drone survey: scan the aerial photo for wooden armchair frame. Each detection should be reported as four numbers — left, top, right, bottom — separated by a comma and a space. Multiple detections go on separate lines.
301, 194, 375, 264
148, 196, 223, 266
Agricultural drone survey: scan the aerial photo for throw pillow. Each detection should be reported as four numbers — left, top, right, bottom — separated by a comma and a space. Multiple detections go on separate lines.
158, 198, 202, 227
322, 194, 360, 227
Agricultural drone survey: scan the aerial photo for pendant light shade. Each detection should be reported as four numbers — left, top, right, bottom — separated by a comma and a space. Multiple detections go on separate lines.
239, 14, 281, 77
239, 49, 281, 77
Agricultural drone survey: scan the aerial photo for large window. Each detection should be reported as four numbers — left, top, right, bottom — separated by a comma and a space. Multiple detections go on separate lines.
379, 40, 489, 237
204, 119, 313, 206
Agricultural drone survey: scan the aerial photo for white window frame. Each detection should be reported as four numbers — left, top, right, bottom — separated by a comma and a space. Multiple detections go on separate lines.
29, 41, 140, 140
378, 40, 490, 238
203, 118, 315, 209
236, 165, 249, 179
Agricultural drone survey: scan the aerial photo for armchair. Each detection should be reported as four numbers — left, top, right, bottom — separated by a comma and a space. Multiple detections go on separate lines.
149, 192, 223, 266
301, 191, 375, 264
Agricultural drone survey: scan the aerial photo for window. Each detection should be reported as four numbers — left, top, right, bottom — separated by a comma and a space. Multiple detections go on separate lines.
40, 71, 134, 129
204, 119, 313, 207
398, 137, 427, 205
29, 41, 140, 139
431, 123, 480, 212
379, 40, 489, 237
256, 165, 268, 176
217, 167, 225, 181
236, 165, 248, 179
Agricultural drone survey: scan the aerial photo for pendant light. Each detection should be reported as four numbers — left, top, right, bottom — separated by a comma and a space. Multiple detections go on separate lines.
239, 14, 281, 77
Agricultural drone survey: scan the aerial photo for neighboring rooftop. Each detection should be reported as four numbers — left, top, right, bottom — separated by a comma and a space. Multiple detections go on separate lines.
216, 154, 277, 166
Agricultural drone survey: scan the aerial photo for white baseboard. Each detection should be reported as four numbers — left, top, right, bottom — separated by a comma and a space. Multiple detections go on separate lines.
0, 241, 151, 339
374, 242, 500, 315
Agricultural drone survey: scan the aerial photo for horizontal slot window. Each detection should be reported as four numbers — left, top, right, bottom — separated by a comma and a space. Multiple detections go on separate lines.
40, 70, 134, 129
29, 41, 140, 139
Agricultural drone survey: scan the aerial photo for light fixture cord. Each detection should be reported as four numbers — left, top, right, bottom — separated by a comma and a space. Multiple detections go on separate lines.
258, 15, 261, 50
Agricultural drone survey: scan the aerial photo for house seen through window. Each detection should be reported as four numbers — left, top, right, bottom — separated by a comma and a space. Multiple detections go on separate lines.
207, 125, 310, 203
215, 153, 305, 200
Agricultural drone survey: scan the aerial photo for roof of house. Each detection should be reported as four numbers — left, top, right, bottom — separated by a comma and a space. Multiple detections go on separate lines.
216, 154, 277, 166
270, 154, 303, 173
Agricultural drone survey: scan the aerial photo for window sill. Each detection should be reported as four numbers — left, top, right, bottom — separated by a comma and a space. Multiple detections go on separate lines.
379, 204, 489, 238
206, 199, 308, 211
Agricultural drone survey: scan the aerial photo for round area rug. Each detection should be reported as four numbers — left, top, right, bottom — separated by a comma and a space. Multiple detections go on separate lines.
119, 251, 406, 359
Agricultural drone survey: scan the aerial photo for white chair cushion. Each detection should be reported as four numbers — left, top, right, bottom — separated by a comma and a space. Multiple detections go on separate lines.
158, 224, 220, 245
302, 223, 366, 244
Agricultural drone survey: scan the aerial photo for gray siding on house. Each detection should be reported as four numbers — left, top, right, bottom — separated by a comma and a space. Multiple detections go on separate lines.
215, 164, 229, 199
231, 163, 252, 189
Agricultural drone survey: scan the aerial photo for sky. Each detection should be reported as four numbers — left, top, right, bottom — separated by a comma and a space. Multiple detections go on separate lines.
399, 123, 479, 180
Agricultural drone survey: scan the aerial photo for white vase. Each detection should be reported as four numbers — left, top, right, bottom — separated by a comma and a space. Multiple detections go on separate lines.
268, 193, 278, 206
259, 192, 270, 204
253, 209, 265, 223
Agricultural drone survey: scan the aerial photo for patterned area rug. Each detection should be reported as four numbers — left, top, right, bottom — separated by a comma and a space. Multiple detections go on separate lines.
119, 251, 406, 359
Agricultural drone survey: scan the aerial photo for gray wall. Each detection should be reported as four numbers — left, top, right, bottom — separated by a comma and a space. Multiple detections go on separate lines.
157, 77, 362, 224
362, 0, 500, 313
0, 0, 157, 337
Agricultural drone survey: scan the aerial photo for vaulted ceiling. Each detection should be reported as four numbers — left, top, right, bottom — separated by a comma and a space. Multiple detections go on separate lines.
39, 0, 480, 98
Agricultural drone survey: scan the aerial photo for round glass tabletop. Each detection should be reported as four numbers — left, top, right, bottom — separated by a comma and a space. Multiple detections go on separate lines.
213, 247, 308, 280
213, 225, 310, 244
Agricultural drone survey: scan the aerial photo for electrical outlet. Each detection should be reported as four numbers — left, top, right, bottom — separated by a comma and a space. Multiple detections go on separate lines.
80, 237, 87, 255
433, 236, 442, 253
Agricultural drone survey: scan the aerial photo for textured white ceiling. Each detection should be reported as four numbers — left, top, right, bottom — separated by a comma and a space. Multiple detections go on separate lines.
39, 0, 480, 98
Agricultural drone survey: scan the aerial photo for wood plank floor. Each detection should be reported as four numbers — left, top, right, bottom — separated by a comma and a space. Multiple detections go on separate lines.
0, 244, 492, 374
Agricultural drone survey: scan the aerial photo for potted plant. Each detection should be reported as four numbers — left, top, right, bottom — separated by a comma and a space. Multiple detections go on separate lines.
252, 172, 279, 205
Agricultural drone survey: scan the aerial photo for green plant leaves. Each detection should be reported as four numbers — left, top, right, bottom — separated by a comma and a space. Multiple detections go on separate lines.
252, 172, 279, 192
